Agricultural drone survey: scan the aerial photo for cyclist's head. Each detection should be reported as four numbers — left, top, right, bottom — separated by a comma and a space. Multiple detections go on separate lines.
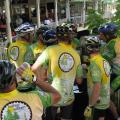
80, 35, 100, 64
34, 26, 49, 43
43, 29, 57, 46
81, 35, 100, 54
98, 23, 118, 42
15, 22, 36, 43
61, 22, 77, 32
0, 60, 16, 92
56, 24, 74, 43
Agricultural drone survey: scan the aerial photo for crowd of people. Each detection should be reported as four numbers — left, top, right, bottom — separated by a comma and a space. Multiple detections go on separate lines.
0, 21, 120, 120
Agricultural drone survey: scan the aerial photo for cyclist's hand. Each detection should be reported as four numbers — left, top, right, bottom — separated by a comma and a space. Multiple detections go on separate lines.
84, 106, 92, 118
16, 62, 35, 83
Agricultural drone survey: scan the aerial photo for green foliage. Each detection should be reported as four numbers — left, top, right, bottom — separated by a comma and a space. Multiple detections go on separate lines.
86, 9, 107, 33
111, 0, 120, 35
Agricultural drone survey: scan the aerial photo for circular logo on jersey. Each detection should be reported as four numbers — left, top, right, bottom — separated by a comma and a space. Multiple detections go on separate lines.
1, 101, 32, 120
103, 60, 111, 77
9, 46, 19, 61
58, 53, 75, 72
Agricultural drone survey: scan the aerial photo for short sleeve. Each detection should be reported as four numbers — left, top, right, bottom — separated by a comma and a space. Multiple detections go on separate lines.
89, 61, 102, 83
35, 49, 49, 69
76, 64, 83, 78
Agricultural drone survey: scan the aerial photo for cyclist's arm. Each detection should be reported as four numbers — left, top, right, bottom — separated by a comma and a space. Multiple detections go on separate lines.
32, 49, 61, 105
76, 64, 83, 84
35, 79, 61, 106
32, 49, 48, 73
33, 66, 61, 105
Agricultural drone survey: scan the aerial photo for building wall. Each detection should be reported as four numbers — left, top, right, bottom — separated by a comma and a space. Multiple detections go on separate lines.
0, 0, 117, 25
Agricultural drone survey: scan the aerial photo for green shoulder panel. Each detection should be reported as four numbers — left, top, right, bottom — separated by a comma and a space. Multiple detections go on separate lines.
24, 46, 34, 65
76, 64, 83, 78
89, 61, 102, 83
31, 88, 52, 108
101, 40, 116, 61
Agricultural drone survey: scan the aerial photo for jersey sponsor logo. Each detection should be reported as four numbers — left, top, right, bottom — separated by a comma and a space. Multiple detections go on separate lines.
9, 46, 19, 61
1, 101, 32, 120
103, 60, 111, 77
58, 52, 75, 72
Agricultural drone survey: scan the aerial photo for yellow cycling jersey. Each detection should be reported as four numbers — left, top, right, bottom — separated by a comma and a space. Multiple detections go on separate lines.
35, 42, 83, 106
87, 54, 111, 109
30, 42, 46, 60
0, 89, 52, 120
114, 38, 120, 64
7, 39, 34, 68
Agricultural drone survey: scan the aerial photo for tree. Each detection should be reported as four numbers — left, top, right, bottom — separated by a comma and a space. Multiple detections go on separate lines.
111, 0, 120, 35
86, 9, 107, 34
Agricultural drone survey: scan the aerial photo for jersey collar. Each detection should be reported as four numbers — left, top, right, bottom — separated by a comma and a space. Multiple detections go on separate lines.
0, 89, 18, 98
16, 39, 30, 45
90, 53, 101, 60
59, 42, 71, 47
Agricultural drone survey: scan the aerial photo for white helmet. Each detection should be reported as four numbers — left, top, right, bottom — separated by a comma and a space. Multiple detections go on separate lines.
15, 22, 36, 34
80, 35, 100, 54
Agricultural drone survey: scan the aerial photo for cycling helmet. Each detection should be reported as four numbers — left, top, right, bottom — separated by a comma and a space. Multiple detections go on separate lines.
61, 23, 74, 31
0, 60, 16, 90
99, 23, 118, 35
36, 26, 49, 38
15, 22, 36, 34
56, 25, 72, 38
33, 26, 49, 43
43, 29, 57, 46
81, 35, 100, 54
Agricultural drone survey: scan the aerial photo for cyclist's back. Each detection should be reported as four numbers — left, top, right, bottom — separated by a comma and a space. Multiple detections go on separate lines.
8, 39, 33, 67
0, 60, 61, 120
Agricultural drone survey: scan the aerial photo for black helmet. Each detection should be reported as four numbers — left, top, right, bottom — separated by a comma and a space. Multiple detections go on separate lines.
56, 24, 72, 38
33, 26, 49, 42
0, 60, 16, 90
36, 26, 49, 36
43, 29, 57, 46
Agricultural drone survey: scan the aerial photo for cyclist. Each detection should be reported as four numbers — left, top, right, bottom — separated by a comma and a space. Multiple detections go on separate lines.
31, 24, 83, 120
82, 36, 111, 120
7, 22, 35, 68
99, 23, 120, 115
0, 60, 61, 120
30, 27, 48, 60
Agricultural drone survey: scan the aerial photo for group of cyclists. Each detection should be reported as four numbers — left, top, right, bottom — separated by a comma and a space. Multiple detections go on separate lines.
0, 21, 120, 120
